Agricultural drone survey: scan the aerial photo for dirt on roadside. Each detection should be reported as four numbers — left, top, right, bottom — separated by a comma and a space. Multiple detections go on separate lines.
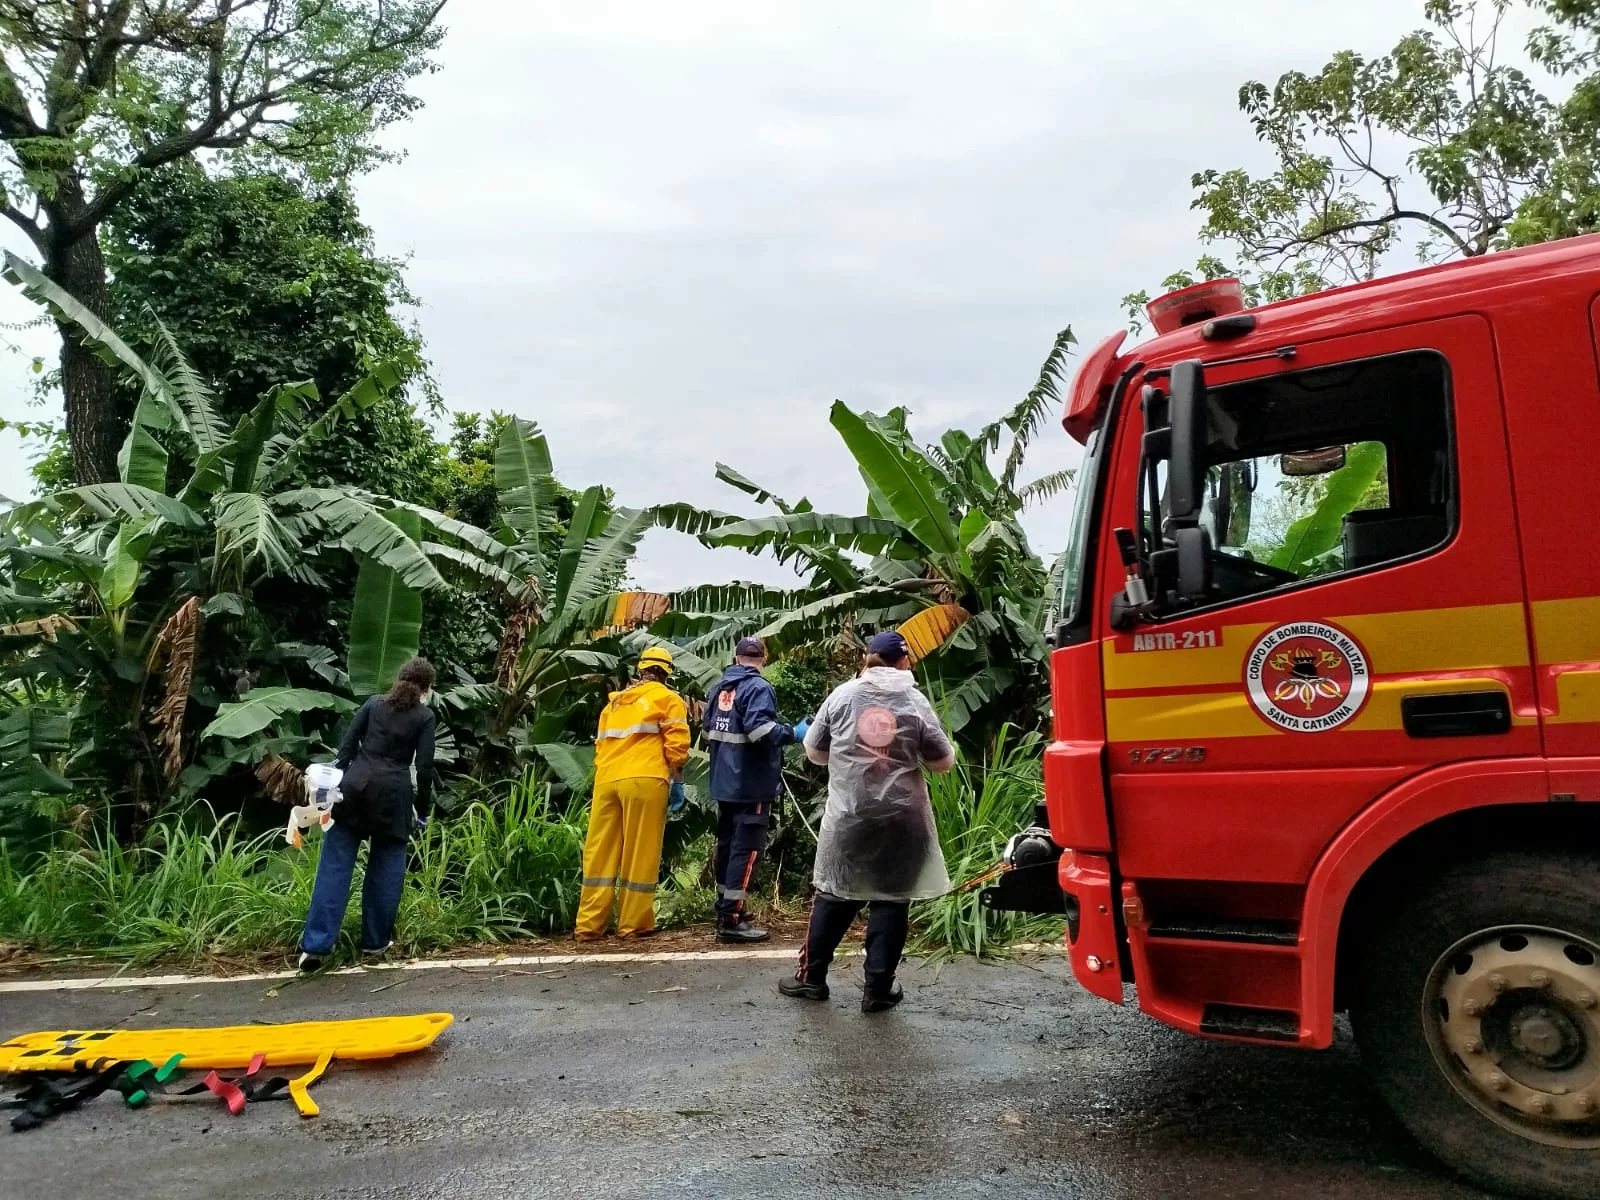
0, 913, 820, 982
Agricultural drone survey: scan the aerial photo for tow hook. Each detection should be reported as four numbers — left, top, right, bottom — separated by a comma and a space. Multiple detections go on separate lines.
979, 825, 1068, 917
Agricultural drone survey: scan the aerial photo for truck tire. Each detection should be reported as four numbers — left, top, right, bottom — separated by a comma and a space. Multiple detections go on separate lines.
1351, 850, 1600, 1199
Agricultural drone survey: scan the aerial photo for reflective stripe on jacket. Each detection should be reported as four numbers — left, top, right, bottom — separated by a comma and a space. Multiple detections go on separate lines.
594, 680, 690, 785
705, 664, 794, 802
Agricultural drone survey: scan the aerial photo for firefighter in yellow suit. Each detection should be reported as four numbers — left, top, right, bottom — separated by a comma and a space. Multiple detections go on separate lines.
576, 646, 690, 940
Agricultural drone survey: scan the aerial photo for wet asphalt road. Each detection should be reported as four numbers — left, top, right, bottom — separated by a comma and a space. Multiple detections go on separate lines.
0, 950, 1498, 1199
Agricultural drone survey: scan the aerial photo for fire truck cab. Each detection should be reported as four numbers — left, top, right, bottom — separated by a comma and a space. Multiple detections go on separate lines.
989, 235, 1600, 1198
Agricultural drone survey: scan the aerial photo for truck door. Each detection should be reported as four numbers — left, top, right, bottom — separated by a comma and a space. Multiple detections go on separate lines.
1101, 316, 1538, 886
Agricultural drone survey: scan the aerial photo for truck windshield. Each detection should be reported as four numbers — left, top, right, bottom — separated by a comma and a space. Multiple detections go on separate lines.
1057, 421, 1106, 625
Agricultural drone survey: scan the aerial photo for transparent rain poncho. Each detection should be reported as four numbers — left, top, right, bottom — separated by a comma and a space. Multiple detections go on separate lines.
804, 667, 954, 902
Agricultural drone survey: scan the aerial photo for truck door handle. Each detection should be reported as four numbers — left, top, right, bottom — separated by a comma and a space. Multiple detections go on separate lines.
1400, 691, 1511, 738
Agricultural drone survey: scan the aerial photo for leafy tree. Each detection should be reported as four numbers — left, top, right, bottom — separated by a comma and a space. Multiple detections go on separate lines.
0, 254, 469, 839
101, 164, 444, 504
1124, 0, 1600, 322
0, 0, 448, 485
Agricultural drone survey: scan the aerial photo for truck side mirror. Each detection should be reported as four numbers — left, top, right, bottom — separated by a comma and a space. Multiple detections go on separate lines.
1168, 360, 1207, 522
1167, 360, 1210, 602
1175, 526, 1212, 601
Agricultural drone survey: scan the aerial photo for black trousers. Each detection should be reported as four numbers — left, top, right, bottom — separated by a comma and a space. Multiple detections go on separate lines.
797, 892, 910, 994
714, 800, 771, 923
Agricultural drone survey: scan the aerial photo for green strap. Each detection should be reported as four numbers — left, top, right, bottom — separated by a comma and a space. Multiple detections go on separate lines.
123, 1053, 185, 1106
154, 1053, 184, 1082
122, 1059, 154, 1107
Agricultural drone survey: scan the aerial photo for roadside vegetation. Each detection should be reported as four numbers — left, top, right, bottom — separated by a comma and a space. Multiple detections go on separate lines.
6, 0, 1600, 965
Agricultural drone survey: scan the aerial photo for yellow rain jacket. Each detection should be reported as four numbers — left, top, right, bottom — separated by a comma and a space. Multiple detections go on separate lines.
594, 680, 690, 784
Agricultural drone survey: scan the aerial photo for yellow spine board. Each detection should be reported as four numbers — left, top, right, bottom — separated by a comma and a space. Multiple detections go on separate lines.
0, 1012, 452, 1073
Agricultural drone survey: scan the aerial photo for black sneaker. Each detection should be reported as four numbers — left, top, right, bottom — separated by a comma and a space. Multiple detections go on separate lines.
779, 975, 829, 1001
861, 983, 904, 1014
716, 919, 770, 944
297, 951, 324, 974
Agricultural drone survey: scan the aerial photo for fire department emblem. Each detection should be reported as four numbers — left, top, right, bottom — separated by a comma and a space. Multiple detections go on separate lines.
1244, 621, 1370, 733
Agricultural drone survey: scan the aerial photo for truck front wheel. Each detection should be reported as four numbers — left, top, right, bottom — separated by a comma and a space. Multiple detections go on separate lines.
1352, 850, 1600, 1198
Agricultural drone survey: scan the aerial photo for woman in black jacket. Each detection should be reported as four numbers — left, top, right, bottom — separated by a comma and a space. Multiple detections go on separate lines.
298, 658, 437, 971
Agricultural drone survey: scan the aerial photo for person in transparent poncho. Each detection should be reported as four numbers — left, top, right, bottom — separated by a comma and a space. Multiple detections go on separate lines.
780, 630, 955, 1012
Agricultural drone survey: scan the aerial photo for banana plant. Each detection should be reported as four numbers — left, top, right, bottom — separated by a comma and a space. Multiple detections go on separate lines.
683, 328, 1078, 740
387, 418, 699, 775
0, 253, 458, 834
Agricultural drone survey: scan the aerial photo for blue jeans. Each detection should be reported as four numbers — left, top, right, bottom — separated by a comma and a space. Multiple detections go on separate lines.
300, 821, 408, 955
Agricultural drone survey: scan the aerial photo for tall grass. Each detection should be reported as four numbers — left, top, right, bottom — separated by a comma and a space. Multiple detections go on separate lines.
914, 725, 1062, 958
0, 770, 588, 963
0, 742, 1061, 963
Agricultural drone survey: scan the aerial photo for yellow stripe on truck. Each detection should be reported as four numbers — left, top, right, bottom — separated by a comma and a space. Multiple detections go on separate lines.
1104, 602, 1529, 693
1544, 670, 1600, 725
1532, 598, 1600, 666
1102, 622, 1271, 691
1105, 676, 1530, 742
1530, 599, 1600, 724
1106, 692, 1276, 742
1340, 604, 1527, 672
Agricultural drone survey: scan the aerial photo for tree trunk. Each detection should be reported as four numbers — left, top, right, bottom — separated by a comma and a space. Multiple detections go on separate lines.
48, 230, 120, 484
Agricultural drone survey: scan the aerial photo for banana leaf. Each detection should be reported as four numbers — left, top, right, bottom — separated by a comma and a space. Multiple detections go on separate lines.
495, 416, 556, 579
0, 704, 73, 808
829, 400, 960, 558
199, 687, 355, 742
348, 508, 425, 697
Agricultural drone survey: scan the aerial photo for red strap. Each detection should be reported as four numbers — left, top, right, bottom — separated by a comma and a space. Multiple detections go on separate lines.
201, 1071, 247, 1116
244, 1053, 265, 1078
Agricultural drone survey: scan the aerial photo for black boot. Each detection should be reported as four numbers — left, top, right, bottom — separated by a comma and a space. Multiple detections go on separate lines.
779, 975, 829, 1001
861, 982, 904, 1014
716, 918, 770, 944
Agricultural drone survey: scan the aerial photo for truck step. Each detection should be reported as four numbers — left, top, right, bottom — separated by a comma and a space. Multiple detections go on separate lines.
1145, 917, 1299, 946
1199, 1004, 1300, 1042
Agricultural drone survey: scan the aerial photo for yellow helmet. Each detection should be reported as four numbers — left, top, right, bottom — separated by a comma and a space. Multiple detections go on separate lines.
638, 646, 674, 676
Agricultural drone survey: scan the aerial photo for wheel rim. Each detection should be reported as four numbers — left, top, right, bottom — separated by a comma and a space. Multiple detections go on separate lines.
1425, 924, 1600, 1147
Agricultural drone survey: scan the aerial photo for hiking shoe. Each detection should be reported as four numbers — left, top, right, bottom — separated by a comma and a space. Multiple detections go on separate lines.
297, 952, 325, 974
361, 941, 394, 960
574, 930, 606, 943
861, 983, 904, 1014
716, 919, 770, 944
779, 976, 829, 1001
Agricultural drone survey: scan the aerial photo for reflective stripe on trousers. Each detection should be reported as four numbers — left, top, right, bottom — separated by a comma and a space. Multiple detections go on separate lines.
575, 777, 670, 937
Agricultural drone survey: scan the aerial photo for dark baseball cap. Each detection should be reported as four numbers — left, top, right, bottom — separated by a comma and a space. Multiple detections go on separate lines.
868, 630, 910, 660
735, 636, 767, 658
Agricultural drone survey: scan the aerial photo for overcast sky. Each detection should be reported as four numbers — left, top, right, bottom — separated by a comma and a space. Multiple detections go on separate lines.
0, 1, 1545, 591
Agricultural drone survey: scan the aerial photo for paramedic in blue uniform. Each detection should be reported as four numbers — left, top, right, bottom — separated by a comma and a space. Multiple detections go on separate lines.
704, 636, 808, 943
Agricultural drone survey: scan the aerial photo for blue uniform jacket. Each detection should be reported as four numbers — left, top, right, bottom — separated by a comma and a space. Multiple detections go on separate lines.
705, 664, 795, 803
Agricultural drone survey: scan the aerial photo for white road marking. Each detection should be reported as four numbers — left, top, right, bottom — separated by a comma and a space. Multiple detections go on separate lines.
0, 942, 1059, 995
0, 947, 804, 993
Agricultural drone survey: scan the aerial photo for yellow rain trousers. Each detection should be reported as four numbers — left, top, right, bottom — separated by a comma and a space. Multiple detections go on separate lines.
577, 679, 689, 937
576, 777, 671, 937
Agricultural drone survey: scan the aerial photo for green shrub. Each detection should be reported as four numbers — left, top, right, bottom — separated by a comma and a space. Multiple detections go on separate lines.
0, 769, 590, 962
913, 725, 1062, 958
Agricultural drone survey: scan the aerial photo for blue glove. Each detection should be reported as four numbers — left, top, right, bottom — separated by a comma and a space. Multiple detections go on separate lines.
794, 718, 811, 742
668, 781, 686, 813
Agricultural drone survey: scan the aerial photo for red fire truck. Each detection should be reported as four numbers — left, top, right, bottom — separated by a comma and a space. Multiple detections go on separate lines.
982, 235, 1600, 1198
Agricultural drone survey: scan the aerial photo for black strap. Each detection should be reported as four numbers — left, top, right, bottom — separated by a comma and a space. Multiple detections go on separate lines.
7, 1063, 129, 1131
6, 1058, 293, 1132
